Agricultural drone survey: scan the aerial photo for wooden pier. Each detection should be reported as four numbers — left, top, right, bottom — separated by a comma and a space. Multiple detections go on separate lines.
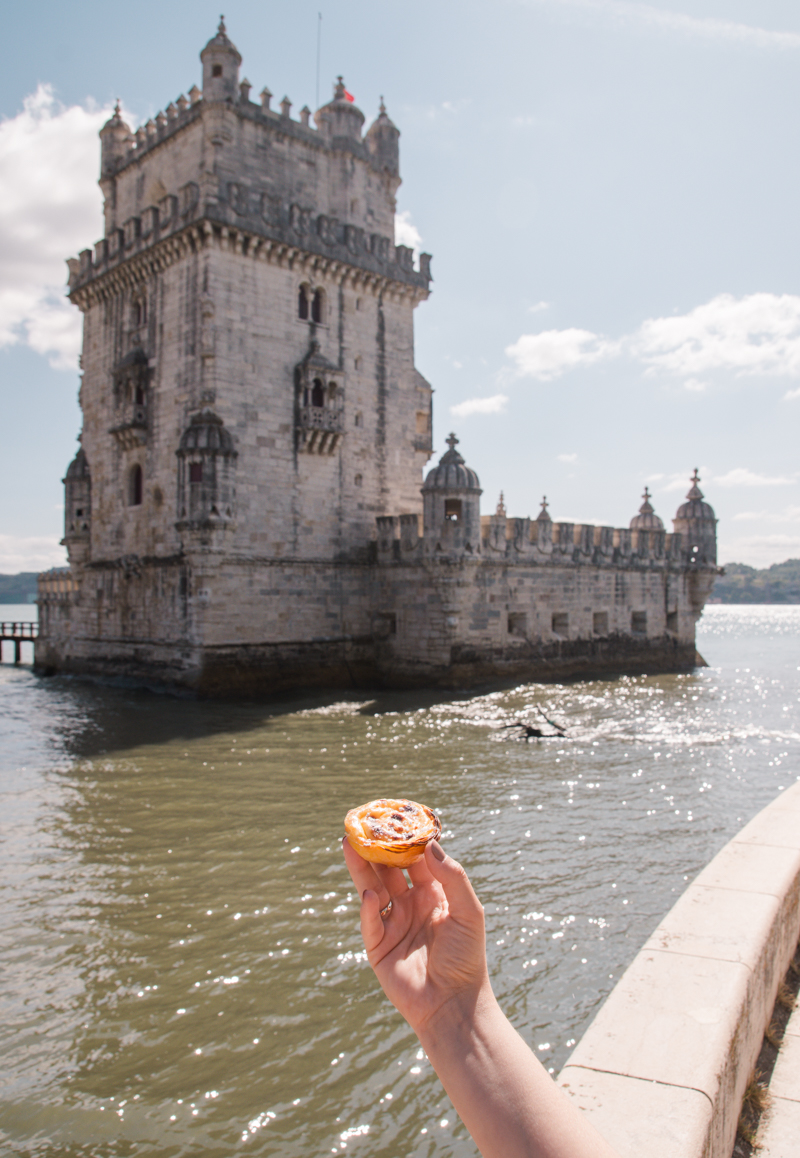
0, 621, 38, 664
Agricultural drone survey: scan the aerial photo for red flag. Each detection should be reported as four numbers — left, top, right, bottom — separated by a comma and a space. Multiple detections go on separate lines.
344, 90, 355, 103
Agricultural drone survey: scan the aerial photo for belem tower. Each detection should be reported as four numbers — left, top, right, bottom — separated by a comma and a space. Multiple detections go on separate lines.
36, 20, 718, 695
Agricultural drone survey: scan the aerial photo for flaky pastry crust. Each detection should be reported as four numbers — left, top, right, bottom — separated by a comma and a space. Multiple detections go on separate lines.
344, 798, 441, 867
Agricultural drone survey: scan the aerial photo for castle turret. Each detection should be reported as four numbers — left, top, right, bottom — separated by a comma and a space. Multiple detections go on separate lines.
62, 448, 91, 566
422, 433, 482, 554
673, 470, 717, 566
200, 17, 242, 103
629, 487, 664, 531
366, 99, 400, 181
99, 102, 133, 177
315, 77, 365, 141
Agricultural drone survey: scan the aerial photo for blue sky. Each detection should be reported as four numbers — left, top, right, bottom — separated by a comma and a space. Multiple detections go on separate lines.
1, 0, 799, 569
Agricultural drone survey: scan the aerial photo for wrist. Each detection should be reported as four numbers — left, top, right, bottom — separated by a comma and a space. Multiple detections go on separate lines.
414, 974, 498, 1052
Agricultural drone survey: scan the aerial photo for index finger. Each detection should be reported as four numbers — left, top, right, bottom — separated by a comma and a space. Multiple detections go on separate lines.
342, 836, 388, 900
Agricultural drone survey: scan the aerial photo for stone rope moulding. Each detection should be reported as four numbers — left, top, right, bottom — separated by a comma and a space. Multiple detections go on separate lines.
558, 780, 800, 1158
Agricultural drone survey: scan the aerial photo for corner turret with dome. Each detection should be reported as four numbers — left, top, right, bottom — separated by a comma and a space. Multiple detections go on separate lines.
422, 434, 482, 554
630, 487, 664, 532
200, 16, 242, 103
673, 470, 717, 566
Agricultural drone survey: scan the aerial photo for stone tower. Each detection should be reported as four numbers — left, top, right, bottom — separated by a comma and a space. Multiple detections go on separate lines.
39, 20, 434, 691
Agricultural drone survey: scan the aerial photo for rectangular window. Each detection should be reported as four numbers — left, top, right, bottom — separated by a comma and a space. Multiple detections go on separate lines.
552, 612, 568, 636
444, 499, 462, 522
593, 611, 609, 636
189, 462, 203, 483
508, 612, 527, 636
631, 611, 647, 635
416, 410, 430, 434
666, 610, 678, 633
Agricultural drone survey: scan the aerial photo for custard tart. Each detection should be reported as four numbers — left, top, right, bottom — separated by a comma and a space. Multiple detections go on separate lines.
344, 798, 441, 867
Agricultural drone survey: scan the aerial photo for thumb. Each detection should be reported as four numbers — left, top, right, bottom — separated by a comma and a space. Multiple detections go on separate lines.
424, 842, 484, 925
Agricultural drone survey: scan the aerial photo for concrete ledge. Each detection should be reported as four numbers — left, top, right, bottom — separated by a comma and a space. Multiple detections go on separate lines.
559, 780, 800, 1158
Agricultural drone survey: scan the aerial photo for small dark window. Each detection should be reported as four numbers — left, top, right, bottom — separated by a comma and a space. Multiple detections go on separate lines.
508, 612, 527, 636
129, 464, 143, 506
189, 462, 203, 483
135, 384, 145, 405
667, 610, 678, 633
212, 64, 223, 78
444, 499, 462, 522
593, 611, 609, 636
75, 508, 84, 518
354, 473, 363, 487
552, 612, 569, 636
311, 289, 323, 323
298, 285, 309, 320
631, 611, 647, 635
311, 378, 325, 407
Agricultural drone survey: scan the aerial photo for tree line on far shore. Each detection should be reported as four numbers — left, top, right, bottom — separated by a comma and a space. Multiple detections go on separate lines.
1, 563, 800, 605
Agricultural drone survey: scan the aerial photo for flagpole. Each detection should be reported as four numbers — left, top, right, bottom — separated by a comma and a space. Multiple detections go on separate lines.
315, 12, 322, 112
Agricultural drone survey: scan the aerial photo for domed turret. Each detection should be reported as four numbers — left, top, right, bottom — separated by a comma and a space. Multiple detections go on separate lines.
176, 411, 237, 531
629, 487, 664, 531
673, 469, 717, 566
99, 101, 133, 176
314, 77, 365, 141
366, 98, 400, 178
62, 448, 91, 565
200, 17, 242, 103
422, 433, 482, 553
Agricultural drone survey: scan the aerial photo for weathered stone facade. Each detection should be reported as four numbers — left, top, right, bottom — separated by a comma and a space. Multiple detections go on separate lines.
36, 21, 717, 694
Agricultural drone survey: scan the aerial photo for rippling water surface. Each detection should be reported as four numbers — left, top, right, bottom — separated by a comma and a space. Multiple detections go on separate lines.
1, 605, 799, 1157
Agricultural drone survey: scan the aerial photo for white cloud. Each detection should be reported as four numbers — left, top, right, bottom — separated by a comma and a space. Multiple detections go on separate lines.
450, 393, 509, 418
528, 300, 550, 314
506, 293, 800, 386
712, 468, 795, 488
733, 507, 800, 523
394, 210, 422, 259
531, 0, 800, 50
0, 534, 67, 573
557, 452, 577, 463
719, 532, 800, 568
505, 327, 618, 380
0, 86, 111, 371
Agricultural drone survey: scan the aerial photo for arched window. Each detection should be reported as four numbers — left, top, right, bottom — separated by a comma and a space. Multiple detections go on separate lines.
311, 378, 325, 408
311, 289, 323, 324
298, 285, 309, 320
129, 464, 143, 507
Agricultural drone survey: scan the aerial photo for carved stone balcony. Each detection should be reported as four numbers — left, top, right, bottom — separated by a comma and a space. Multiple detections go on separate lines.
296, 406, 344, 455
110, 403, 147, 449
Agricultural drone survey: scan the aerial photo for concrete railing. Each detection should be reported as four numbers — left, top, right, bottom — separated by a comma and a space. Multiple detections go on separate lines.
559, 780, 800, 1158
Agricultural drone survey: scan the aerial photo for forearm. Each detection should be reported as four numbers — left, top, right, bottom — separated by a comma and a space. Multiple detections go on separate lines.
416, 984, 619, 1158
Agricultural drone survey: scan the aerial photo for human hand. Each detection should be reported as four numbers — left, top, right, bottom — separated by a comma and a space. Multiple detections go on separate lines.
342, 837, 490, 1035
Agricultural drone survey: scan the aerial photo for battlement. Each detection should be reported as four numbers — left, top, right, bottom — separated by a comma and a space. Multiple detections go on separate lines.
376, 512, 686, 568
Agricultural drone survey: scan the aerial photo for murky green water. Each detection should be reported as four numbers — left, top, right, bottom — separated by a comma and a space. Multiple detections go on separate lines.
1, 606, 799, 1156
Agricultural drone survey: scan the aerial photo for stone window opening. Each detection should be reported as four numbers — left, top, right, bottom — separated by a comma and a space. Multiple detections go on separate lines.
552, 612, 569, 636
298, 285, 309, 320
593, 611, 609, 636
189, 462, 203, 484
444, 499, 462, 522
132, 297, 147, 327
666, 610, 678, 633
135, 382, 146, 406
311, 288, 324, 324
212, 64, 223, 78
508, 612, 527, 636
310, 378, 325, 408
354, 473, 363, 487
355, 297, 362, 311
129, 464, 143, 507
354, 355, 362, 370
631, 611, 647, 635
354, 411, 363, 427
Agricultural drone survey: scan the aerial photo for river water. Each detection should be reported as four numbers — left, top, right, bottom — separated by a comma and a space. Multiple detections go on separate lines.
1, 605, 798, 1157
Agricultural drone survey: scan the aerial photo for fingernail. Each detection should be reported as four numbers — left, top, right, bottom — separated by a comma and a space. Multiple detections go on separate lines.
430, 840, 445, 862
